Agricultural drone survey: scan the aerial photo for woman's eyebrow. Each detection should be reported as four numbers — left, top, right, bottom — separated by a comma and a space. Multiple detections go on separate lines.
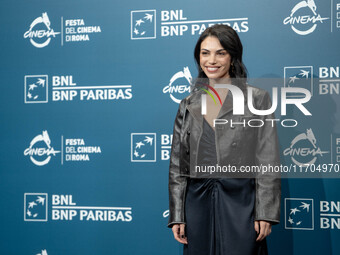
201, 48, 226, 52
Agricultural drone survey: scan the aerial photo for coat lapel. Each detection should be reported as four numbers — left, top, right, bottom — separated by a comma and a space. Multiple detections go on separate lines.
216, 90, 233, 119
186, 90, 203, 125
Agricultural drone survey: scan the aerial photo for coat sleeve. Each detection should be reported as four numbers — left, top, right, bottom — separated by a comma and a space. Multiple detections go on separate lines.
254, 91, 281, 225
168, 98, 188, 228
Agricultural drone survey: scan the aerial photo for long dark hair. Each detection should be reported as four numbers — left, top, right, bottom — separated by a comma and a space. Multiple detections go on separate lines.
193, 24, 248, 93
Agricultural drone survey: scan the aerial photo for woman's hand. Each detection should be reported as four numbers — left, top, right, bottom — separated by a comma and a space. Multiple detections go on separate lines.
254, 220, 272, 241
172, 223, 188, 244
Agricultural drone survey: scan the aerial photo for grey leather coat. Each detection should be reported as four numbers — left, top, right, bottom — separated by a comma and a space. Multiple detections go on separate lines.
168, 84, 281, 228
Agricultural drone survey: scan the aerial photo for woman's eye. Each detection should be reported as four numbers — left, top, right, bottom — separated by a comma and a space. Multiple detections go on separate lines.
201, 51, 226, 56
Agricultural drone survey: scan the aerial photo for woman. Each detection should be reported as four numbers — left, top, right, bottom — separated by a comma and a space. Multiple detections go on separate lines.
168, 24, 281, 254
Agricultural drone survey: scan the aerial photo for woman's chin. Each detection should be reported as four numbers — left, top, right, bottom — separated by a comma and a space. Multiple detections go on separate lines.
205, 74, 222, 79
204, 72, 229, 80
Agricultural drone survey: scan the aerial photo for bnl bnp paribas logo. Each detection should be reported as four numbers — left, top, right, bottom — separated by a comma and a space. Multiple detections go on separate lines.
24, 193, 48, 221
131, 133, 173, 162
284, 66, 313, 96
285, 65, 340, 96
131, 10, 156, 39
24, 75, 48, 103
131, 9, 249, 40
131, 133, 156, 162
286, 198, 340, 230
24, 193, 132, 222
25, 75, 133, 103
283, 0, 329, 35
285, 198, 314, 230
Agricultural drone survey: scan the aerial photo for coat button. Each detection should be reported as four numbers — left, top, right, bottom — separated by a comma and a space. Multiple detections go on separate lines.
232, 142, 237, 147
187, 130, 190, 135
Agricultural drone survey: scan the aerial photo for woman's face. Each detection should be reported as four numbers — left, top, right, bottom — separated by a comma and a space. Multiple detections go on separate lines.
199, 36, 231, 80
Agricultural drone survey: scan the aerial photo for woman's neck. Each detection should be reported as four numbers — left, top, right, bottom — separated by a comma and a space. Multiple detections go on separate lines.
209, 77, 231, 87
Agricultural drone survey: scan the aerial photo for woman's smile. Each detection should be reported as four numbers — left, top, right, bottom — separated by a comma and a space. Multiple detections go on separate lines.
206, 66, 220, 72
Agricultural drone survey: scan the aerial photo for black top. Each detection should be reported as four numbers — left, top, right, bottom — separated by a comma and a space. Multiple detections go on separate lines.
197, 117, 217, 167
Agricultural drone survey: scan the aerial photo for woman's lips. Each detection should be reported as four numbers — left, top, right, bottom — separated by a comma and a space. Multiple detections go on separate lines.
206, 66, 220, 72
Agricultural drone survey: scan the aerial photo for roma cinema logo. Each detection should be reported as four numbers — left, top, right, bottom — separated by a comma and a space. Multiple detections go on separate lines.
283, 0, 329, 35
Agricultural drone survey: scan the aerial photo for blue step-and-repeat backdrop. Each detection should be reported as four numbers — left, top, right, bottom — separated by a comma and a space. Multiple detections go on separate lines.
1, 0, 340, 254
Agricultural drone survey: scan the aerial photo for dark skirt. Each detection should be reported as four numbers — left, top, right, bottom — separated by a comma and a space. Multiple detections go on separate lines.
183, 118, 268, 255
183, 178, 268, 255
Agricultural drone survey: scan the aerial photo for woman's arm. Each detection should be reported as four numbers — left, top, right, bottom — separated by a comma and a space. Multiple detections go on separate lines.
168, 98, 188, 229
254, 90, 281, 224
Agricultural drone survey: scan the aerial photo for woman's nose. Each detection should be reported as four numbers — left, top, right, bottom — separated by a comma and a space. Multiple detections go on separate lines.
208, 54, 216, 64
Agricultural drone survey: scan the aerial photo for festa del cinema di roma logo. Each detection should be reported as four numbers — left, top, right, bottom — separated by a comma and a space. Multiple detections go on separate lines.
163, 66, 192, 104
23, 130, 102, 166
36, 250, 48, 255
23, 131, 60, 166
283, 128, 329, 166
283, 0, 329, 35
23, 12, 60, 48
23, 12, 102, 47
